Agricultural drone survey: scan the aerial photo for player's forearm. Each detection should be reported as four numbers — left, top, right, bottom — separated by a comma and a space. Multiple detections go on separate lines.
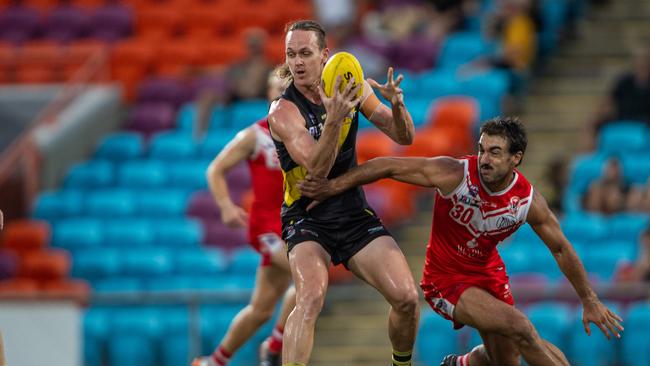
331, 157, 394, 194
307, 118, 344, 177
554, 245, 599, 304
206, 166, 236, 211
390, 96, 414, 145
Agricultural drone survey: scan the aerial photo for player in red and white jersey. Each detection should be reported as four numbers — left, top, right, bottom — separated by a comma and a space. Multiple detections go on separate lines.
299, 117, 623, 366
193, 73, 292, 366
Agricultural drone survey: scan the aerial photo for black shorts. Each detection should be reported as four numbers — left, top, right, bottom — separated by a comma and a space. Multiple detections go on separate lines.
281, 207, 391, 268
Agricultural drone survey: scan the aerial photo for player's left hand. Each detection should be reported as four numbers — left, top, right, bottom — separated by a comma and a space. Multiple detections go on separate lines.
298, 174, 336, 202
367, 67, 404, 105
582, 299, 624, 340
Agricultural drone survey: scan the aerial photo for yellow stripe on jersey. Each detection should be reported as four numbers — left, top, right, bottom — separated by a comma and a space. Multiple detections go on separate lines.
282, 165, 307, 206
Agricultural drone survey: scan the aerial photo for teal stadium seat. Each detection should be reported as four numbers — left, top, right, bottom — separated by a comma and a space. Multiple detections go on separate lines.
86, 189, 136, 217
118, 160, 168, 188
94, 132, 144, 161
416, 309, 458, 366
167, 160, 210, 190
560, 213, 607, 243
135, 189, 189, 217
64, 160, 114, 189
151, 218, 204, 248
149, 131, 198, 160
567, 302, 621, 366
598, 121, 648, 155
173, 248, 227, 275
437, 32, 496, 70
622, 301, 650, 366
33, 190, 84, 221
621, 153, 650, 185
103, 219, 154, 247
229, 99, 269, 130
582, 241, 635, 281
122, 248, 173, 277
526, 302, 573, 348
416, 70, 462, 99
53, 218, 103, 250
72, 248, 121, 279
228, 247, 260, 274
200, 130, 239, 158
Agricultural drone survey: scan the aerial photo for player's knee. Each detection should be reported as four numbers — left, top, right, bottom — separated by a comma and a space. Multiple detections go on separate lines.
249, 304, 275, 324
507, 315, 537, 347
490, 353, 521, 366
392, 287, 419, 316
296, 287, 326, 321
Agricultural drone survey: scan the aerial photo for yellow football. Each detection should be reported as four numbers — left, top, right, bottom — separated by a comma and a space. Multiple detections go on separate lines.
321, 51, 364, 98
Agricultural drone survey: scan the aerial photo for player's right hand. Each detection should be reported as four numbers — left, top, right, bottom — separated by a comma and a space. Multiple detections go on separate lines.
220, 204, 249, 228
319, 75, 363, 125
298, 174, 336, 202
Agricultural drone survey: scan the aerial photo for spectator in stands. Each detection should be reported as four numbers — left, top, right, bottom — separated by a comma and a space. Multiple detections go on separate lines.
617, 228, 650, 282
194, 28, 274, 139
583, 46, 650, 150
546, 155, 569, 213
583, 157, 629, 214
626, 178, 650, 212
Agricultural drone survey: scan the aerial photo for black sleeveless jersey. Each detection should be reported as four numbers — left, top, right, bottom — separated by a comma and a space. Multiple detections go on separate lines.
272, 82, 370, 222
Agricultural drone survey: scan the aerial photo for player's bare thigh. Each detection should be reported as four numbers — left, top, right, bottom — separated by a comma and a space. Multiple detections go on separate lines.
453, 287, 524, 334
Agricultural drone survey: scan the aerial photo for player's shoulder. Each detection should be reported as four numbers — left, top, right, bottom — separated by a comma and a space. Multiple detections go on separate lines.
269, 98, 301, 125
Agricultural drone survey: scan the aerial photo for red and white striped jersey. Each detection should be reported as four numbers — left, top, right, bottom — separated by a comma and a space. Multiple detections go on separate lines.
423, 155, 534, 282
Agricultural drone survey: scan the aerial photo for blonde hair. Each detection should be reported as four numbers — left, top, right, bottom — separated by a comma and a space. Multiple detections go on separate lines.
277, 19, 328, 82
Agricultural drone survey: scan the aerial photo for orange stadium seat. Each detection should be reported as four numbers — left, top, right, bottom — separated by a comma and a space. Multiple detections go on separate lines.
0, 278, 39, 297
264, 35, 285, 65
71, 0, 106, 9
63, 40, 110, 81
0, 42, 16, 83
27, 0, 59, 11
111, 38, 157, 99
231, 7, 276, 35
156, 40, 202, 76
400, 127, 456, 158
199, 37, 247, 67
19, 249, 71, 280
41, 279, 90, 301
185, 6, 233, 39
15, 41, 64, 83
136, 5, 184, 41
427, 97, 478, 156
1, 220, 51, 254
356, 130, 398, 164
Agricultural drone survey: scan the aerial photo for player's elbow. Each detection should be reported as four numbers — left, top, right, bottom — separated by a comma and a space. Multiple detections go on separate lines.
396, 134, 413, 146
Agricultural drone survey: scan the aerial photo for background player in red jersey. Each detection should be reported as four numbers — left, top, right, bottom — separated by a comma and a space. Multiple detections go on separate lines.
192, 73, 293, 366
299, 117, 624, 366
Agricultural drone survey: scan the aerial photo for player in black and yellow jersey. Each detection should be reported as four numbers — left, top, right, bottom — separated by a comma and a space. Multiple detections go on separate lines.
268, 20, 419, 366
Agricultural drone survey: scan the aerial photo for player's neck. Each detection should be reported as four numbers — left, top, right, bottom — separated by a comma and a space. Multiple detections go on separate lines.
295, 81, 322, 105
484, 171, 516, 193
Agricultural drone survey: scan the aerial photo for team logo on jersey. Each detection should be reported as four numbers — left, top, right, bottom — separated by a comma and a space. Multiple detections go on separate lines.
469, 184, 479, 197
308, 122, 324, 139
497, 215, 517, 229
508, 196, 521, 214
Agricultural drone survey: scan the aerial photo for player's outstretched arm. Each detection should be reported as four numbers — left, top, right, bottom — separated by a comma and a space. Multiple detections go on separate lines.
269, 76, 362, 178
206, 127, 255, 228
361, 67, 415, 145
527, 190, 624, 339
299, 156, 463, 201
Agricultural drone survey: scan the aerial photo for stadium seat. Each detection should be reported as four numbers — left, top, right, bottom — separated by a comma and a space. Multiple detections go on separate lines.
19, 249, 71, 280
86, 190, 136, 217
151, 219, 204, 248
136, 76, 190, 109
107, 335, 155, 366
436, 32, 495, 70
622, 301, 650, 366
52, 218, 103, 250
526, 302, 573, 348
43, 5, 89, 43
356, 130, 396, 164
103, 219, 154, 247
498, 242, 532, 274
135, 189, 188, 217
229, 99, 270, 130
94, 132, 144, 161
228, 247, 260, 274
202, 220, 248, 249
621, 153, 650, 185
167, 160, 210, 190
173, 248, 227, 275
416, 70, 463, 99
563, 153, 607, 212
598, 121, 648, 154
560, 213, 607, 243
72, 248, 121, 279
607, 213, 649, 243
135, 5, 184, 41
149, 132, 197, 160
84, 307, 110, 366
567, 302, 621, 366
582, 242, 635, 281
64, 160, 114, 189
1, 219, 51, 252
122, 248, 173, 277
538, 0, 569, 55
89, 4, 133, 42
406, 97, 434, 128
200, 130, 239, 158
416, 310, 458, 366
118, 160, 168, 188
0, 5, 40, 44
94, 277, 143, 293
125, 102, 176, 137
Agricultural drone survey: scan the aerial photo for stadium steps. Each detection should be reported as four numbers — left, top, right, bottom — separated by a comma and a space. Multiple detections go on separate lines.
519, 0, 650, 197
